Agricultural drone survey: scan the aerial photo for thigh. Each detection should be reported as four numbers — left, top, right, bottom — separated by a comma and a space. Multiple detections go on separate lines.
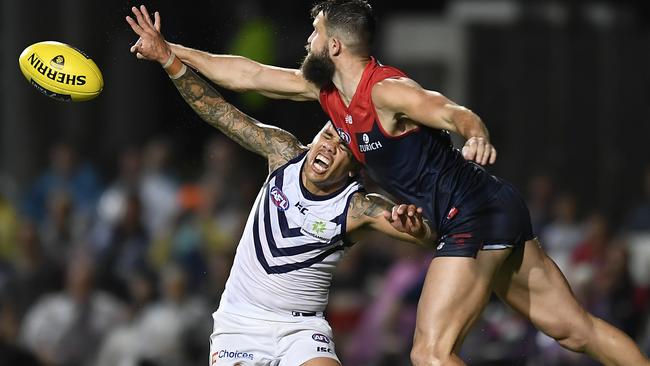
493, 239, 591, 339
300, 357, 341, 366
414, 249, 511, 352
210, 311, 278, 366
277, 318, 341, 366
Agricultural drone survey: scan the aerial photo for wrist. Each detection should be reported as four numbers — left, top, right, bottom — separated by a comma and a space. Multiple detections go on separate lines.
163, 53, 187, 79
419, 219, 432, 242
161, 52, 175, 68
418, 219, 440, 248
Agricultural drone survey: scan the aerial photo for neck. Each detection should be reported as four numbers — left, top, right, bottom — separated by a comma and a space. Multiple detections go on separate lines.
301, 172, 344, 196
332, 55, 371, 106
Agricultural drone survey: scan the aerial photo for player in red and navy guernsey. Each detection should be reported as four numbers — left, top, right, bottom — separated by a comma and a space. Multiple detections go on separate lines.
129, 1, 650, 365
318, 57, 506, 248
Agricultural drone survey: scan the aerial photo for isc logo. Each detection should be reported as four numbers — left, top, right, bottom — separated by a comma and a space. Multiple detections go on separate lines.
269, 186, 290, 211
317, 346, 332, 353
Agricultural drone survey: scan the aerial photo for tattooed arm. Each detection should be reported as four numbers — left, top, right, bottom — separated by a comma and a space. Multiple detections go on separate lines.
346, 193, 437, 247
171, 66, 306, 171
125, 7, 304, 171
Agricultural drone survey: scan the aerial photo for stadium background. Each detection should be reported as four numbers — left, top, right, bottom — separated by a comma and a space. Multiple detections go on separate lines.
1, 0, 649, 365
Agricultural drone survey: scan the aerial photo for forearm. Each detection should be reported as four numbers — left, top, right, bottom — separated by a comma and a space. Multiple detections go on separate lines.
169, 43, 260, 92
379, 213, 436, 247
448, 105, 490, 141
165, 58, 302, 163
348, 193, 437, 248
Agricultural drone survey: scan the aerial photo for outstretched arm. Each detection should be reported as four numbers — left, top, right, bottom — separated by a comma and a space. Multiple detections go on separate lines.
372, 77, 497, 166
126, 5, 304, 171
171, 67, 305, 171
126, 5, 319, 101
170, 44, 319, 101
346, 193, 437, 247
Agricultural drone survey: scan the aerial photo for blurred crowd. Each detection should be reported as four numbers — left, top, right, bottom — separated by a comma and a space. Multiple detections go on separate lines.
0, 136, 648, 366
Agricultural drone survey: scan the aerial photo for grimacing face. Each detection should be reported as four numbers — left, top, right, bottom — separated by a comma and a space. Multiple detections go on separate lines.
302, 123, 357, 195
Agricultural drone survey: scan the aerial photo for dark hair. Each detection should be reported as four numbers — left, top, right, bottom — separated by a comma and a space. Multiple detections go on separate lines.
311, 0, 376, 55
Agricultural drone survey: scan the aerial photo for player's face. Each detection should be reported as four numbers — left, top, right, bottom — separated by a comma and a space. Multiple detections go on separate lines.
300, 12, 335, 88
306, 12, 328, 55
303, 123, 356, 195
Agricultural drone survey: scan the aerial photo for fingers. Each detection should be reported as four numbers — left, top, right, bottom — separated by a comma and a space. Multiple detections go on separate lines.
479, 143, 497, 165
473, 138, 486, 164
125, 16, 144, 36
461, 137, 476, 161
462, 137, 497, 165
131, 6, 154, 33
154, 11, 161, 32
131, 6, 146, 29
488, 146, 497, 164
130, 37, 142, 53
140, 5, 154, 28
383, 210, 392, 222
393, 204, 417, 217
389, 204, 424, 236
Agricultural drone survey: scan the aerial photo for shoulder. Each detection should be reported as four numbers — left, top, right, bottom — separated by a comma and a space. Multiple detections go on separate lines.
372, 77, 423, 104
268, 146, 308, 174
372, 77, 426, 97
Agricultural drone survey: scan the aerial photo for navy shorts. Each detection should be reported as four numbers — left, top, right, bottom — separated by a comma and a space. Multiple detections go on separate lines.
435, 180, 534, 258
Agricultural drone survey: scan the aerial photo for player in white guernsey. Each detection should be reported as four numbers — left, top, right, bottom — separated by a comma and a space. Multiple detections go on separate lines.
175, 76, 432, 366
128, 14, 435, 365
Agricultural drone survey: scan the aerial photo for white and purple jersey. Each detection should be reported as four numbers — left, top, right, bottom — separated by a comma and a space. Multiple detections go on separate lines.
218, 152, 363, 319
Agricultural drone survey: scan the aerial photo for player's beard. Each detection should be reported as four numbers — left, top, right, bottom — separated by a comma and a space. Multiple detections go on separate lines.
300, 48, 335, 89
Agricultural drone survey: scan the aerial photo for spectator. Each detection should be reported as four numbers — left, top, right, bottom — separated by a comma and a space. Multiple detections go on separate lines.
8, 220, 62, 321
40, 189, 85, 268
136, 264, 209, 366
0, 296, 40, 366
540, 191, 584, 274
140, 137, 179, 240
22, 142, 101, 226
95, 192, 149, 300
526, 171, 555, 234
20, 252, 126, 366
95, 267, 158, 366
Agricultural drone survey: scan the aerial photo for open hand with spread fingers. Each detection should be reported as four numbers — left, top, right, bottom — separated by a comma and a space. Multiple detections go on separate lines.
125, 5, 172, 65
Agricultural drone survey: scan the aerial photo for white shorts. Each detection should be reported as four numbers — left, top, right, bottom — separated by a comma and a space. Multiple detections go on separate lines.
209, 309, 340, 366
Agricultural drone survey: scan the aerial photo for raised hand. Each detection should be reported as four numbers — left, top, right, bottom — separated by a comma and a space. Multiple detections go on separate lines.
461, 136, 497, 165
125, 5, 171, 65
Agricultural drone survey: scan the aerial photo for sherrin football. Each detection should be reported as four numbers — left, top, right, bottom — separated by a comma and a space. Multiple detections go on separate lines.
18, 41, 103, 102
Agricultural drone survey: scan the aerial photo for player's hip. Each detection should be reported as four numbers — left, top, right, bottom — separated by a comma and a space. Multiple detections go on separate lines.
210, 309, 339, 365
435, 180, 534, 258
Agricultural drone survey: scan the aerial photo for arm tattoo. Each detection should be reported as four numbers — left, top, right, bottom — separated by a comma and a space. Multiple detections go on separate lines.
172, 67, 305, 169
348, 193, 392, 220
